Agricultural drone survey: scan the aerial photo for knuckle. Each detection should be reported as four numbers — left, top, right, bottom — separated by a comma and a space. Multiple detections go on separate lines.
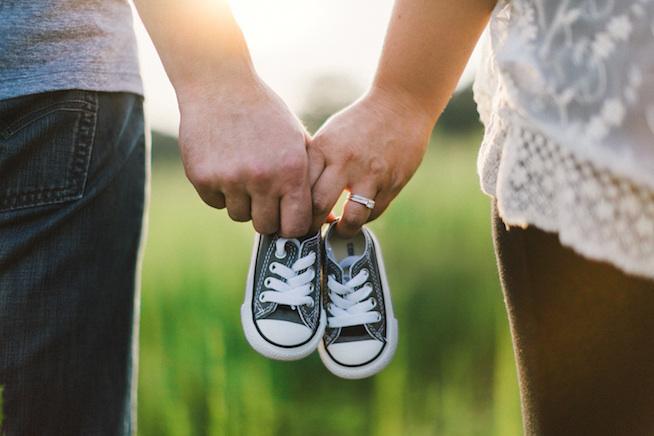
245, 162, 272, 185
253, 221, 277, 235
339, 148, 356, 164
186, 164, 215, 191
217, 168, 242, 188
368, 157, 389, 177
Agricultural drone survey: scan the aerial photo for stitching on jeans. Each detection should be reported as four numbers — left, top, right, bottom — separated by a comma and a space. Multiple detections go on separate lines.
0, 106, 80, 202
1, 101, 92, 138
71, 92, 98, 196
0, 92, 98, 211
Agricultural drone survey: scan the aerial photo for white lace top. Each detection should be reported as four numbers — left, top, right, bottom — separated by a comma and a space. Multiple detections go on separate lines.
474, 0, 654, 280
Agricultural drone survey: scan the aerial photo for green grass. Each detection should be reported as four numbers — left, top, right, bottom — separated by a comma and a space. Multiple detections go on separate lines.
138, 131, 522, 436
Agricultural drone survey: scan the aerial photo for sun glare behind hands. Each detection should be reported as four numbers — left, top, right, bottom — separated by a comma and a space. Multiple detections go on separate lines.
136, 0, 479, 135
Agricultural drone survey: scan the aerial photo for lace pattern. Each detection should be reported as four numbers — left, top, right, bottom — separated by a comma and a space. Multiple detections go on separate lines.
475, 0, 654, 280
484, 117, 654, 280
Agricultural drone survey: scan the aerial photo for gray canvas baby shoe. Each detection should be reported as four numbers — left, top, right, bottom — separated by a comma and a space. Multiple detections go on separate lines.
241, 232, 325, 361
319, 223, 398, 379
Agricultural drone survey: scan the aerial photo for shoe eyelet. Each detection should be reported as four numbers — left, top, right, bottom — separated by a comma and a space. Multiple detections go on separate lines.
258, 293, 267, 303
376, 313, 382, 322
264, 278, 272, 287
275, 249, 287, 259
269, 263, 277, 272
309, 283, 314, 292
362, 269, 369, 277
370, 297, 377, 308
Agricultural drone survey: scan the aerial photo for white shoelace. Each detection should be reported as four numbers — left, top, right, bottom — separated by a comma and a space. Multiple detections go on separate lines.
258, 238, 316, 308
327, 268, 381, 328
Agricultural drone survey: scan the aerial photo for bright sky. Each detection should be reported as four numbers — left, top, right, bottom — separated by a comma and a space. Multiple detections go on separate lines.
134, 0, 481, 136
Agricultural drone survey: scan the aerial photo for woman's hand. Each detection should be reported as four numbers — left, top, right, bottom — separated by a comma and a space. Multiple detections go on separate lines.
304, 0, 493, 237
308, 86, 434, 237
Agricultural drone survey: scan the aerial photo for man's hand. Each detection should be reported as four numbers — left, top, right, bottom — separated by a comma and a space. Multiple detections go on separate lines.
308, 86, 433, 237
135, 0, 313, 237
178, 76, 312, 237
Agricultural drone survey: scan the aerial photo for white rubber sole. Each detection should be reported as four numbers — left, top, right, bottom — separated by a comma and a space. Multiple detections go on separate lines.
318, 228, 399, 379
241, 233, 326, 361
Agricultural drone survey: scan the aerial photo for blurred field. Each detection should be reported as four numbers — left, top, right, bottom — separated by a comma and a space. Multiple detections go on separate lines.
138, 130, 522, 436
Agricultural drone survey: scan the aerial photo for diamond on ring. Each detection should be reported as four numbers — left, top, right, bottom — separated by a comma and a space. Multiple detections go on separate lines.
347, 193, 376, 210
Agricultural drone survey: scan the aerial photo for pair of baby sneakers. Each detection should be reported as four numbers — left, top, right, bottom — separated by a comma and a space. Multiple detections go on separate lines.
241, 222, 398, 379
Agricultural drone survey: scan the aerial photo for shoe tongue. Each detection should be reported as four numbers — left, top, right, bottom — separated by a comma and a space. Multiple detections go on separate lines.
294, 232, 319, 255
299, 232, 318, 241
339, 255, 361, 282
289, 238, 302, 253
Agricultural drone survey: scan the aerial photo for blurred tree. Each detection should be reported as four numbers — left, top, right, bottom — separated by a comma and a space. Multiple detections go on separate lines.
151, 130, 180, 164
300, 73, 363, 134
436, 85, 482, 134
301, 74, 481, 141
150, 79, 482, 165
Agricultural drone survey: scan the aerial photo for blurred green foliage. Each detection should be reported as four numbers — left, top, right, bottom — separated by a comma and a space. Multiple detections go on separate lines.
138, 129, 522, 436
437, 87, 483, 134
299, 74, 480, 136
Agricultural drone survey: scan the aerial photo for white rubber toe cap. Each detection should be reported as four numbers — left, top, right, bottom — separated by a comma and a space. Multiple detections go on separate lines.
256, 319, 313, 346
326, 339, 384, 366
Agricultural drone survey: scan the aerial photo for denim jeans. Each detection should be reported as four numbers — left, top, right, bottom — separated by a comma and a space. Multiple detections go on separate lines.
0, 90, 147, 435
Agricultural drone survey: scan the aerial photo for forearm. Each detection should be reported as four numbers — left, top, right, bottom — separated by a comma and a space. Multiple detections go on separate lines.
372, 0, 496, 123
133, 0, 257, 99
135, 1, 313, 237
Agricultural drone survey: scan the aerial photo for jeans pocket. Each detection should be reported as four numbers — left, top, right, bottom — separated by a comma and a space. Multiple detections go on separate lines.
0, 90, 98, 212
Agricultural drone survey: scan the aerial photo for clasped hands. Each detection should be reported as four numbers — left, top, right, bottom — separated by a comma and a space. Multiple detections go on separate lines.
178, 75, 433, 238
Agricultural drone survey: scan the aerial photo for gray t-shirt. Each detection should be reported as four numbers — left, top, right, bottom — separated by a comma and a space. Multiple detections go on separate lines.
0, 0, 143, 100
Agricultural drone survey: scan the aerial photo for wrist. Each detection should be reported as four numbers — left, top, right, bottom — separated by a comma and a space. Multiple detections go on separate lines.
366, 83, 436, 130
174, 55, 260, 106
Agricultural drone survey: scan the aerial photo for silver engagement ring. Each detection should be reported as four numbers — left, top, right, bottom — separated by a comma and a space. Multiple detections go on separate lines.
347, 193, 376, 210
